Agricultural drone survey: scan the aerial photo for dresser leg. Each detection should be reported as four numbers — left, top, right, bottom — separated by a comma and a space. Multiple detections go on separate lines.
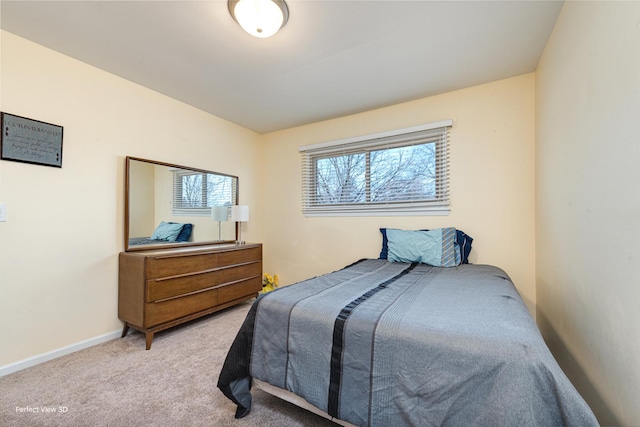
121, 324, 130, 338
145, 332, 154, 350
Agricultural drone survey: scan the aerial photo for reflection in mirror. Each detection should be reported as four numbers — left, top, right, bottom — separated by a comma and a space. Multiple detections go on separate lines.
125, 157, 238, 251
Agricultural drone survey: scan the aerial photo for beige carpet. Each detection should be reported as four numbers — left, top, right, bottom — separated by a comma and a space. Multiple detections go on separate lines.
0, 301, 339, 427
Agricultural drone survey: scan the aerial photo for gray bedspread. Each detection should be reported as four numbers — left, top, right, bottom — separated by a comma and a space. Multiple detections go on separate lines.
218, 259, 598, 426
128, 237, 172, 246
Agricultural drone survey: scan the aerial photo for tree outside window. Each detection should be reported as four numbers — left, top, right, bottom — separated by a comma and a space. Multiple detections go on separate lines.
173, 172, 235, 215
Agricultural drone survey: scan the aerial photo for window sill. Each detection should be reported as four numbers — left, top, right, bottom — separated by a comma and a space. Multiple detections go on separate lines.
303, 204, 450, 217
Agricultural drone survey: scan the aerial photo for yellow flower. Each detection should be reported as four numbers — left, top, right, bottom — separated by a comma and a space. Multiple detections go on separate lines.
262, 273, 279, 293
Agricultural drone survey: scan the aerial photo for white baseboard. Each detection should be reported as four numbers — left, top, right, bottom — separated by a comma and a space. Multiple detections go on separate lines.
0, 329, 122, 377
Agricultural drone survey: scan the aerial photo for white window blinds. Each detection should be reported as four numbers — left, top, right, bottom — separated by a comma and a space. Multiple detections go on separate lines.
172, 170, 237, 216
300, 120, 452, 216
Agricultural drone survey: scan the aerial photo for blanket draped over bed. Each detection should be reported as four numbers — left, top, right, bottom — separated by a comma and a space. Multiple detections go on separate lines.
218, 259, 598, 427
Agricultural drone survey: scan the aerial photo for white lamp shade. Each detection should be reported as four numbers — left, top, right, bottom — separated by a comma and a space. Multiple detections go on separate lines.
229, 0, 288, 38
211, 206, 229, 222
231, 205, 250, 222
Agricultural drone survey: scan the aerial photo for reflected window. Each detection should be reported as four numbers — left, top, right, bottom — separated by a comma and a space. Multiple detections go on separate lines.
172, 170, 237, 216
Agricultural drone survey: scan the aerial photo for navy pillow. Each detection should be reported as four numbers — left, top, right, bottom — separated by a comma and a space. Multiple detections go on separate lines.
174, 223, 192, 242
379, 227, 473, 264
379, 228, 390, 259
164, 222, 192, 242
456, 229, 473, 264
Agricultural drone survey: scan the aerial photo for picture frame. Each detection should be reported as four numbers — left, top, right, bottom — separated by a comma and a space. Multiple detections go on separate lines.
1, 112, 64, 168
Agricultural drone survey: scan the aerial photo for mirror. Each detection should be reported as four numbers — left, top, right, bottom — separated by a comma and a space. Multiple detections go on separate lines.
125, 157, 238, 251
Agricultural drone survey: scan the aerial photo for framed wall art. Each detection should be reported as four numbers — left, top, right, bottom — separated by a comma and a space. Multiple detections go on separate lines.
1, 112, 64, 168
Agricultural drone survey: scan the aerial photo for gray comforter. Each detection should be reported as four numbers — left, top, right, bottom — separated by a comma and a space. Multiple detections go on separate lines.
218, 259, 598, 426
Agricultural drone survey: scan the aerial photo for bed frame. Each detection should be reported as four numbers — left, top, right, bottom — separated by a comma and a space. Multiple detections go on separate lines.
254, 379, 357, 427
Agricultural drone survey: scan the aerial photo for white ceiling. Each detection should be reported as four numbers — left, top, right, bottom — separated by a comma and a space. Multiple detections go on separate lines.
0, 0, 563, 134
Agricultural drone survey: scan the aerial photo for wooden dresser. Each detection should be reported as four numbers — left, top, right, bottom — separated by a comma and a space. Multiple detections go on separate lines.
118, 243, 262, 349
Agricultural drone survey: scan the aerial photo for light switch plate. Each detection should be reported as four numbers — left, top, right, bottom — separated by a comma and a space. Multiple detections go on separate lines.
0, 203, 6, 222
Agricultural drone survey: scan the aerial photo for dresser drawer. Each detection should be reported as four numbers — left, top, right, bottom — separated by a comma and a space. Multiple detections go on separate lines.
214, 260, 261, 287
145, 288, 218, 327
147, 261, 262, 302
218, 276, 262, 305
146, 252, 219, 279
145, 246, 262, 279
217, 247, 262, 267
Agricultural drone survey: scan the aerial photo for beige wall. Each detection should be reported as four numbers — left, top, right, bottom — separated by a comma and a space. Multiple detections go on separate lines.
0, 31, 262, 366
260, 74, 537, 313
536, 2, 640, 425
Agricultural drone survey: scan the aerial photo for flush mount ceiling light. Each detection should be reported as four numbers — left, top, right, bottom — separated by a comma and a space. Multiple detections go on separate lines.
228, 0, 289, 38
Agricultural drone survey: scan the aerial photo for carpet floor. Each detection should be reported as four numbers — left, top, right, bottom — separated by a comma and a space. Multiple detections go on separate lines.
0, 301, 339, 426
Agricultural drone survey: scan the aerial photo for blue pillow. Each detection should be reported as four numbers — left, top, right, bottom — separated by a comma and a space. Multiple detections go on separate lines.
150, 221, 184, 242
379, 227, 473, 264
387, 228, 460, 267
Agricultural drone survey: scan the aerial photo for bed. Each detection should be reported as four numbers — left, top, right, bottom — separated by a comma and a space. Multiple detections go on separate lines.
218, 228, 598, 426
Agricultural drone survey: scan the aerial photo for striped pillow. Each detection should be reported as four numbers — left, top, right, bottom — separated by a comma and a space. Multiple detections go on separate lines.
386, 227, 460, 267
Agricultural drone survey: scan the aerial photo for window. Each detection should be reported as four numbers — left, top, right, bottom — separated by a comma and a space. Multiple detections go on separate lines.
300, 120, 452, 216
172, 170, 237, 216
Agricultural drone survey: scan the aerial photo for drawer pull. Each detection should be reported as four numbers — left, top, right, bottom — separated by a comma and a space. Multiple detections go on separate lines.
153, 260, 260, 282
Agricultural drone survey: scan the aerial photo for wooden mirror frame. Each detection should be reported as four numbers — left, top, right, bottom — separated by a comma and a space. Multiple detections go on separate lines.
124, 156, 238, 251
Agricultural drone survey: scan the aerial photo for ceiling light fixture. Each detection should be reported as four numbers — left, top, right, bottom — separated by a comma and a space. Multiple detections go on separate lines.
228, 0, 289, 38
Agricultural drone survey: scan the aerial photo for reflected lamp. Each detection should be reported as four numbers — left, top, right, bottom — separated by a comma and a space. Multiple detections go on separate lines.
211, 206, 229, 241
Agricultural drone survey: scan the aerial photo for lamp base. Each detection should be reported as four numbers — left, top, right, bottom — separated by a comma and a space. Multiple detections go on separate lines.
236, 224, 245, 245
